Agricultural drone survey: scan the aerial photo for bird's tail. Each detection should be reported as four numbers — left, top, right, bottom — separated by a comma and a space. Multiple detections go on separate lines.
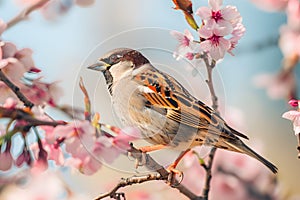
223, 140, 278, 174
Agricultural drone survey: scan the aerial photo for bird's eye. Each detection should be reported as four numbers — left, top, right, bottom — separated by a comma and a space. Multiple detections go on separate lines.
109, 54, 122, 64
110, 55, 117, 62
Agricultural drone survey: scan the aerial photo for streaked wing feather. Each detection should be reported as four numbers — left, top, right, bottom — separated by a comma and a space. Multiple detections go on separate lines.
133, 67, 248, 140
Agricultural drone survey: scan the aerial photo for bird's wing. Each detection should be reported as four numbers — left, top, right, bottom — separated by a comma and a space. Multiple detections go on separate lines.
133, 67, 248, 140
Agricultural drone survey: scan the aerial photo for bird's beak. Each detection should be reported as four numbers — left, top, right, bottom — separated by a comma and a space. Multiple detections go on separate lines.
87, 61, 111, 72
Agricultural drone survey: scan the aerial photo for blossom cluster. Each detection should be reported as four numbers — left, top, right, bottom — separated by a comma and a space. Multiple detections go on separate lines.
182, 148, 279, 200
253, 0, 300, 100
171, 0, 245, 61
17, 0, 95, 20
0, 97, 139, 175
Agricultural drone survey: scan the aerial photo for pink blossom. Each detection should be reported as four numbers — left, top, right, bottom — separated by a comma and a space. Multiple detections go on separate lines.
286, 0, 300, 31
3, 98, 18, 109
51, 121, 138, 175
282, 110, 300, 135
20, 79, 63, 106
196, 0, 241, 31
182, 142, 277, 199
228, 23, 246, 55
250, 0, 288, 12
0, 152, 13, 171
0, 143, 13, 171
185, 52, 194, 60
43, 142, 64, 165
65, 156, 102, 175
212, 149, 277, 199
170, 29, 195, 60
210, 173, 247, 200
2, 171, 90, 200
254, 72, 296, 99
198, 22, 231, 60
0, 42, 37, 85
17, 0, 95, 20
289, 99, 299, 107
16, 148, 31, 167
182, 148, 206, 195
279, 25, 300, 57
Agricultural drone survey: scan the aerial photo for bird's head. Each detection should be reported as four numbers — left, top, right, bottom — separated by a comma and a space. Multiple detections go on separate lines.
87, 48, 149, 84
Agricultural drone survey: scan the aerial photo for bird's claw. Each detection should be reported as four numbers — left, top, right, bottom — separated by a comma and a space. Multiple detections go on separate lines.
127, 151, 146, 169
166, 164, 184, 187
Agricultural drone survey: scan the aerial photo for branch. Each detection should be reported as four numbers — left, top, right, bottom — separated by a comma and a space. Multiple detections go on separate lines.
0, 70, 34, 108
202, 55, 218, 111
0, 107, 66, 127
6, 0, 50, 29
95, 144, 204, 200
201, 54, 219, 200
94, 173, 163, 200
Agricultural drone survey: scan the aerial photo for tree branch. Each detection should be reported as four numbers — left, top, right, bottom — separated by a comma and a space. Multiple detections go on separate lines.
0, 70, 34, 108
0, 106, 66, 127
6, 0, 50, 29
201, 54, 219, 200
95, 144, 204, 200
94, 173, 163, 200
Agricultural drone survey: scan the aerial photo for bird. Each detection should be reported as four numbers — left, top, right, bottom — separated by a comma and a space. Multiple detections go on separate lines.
87, 48, 278, 174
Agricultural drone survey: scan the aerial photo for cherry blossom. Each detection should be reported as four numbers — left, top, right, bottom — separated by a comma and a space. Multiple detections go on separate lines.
0, 42, 60, 106
289, 99, 299, 107
1, 171, 91, 200
0, 42, 28, 84
282, 109, 300, 135
250, 0, 288, 12
254, 71, 296, 99
170, 29, 195, 60
196, 0, 241, 31
47, 121, 138, 175
198, 22, 231, 60
20, 79, 63, 106
0, 144, 13, 171
182, 145, 278, 199
185, 52, 195, 60
228, 23, 246, 55
279, 25, 300, 58
17, 0, 95, 20
286, 0, 300, 31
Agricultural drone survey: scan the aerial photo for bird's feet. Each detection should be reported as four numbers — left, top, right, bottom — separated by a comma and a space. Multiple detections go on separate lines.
166, 163, 184, 187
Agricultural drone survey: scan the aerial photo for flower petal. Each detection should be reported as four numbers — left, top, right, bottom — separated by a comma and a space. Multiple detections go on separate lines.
282, 110, 300, 121
209, 0, 223, 10
196, 7, 211, 20
198, 26, 213, 38
214, 21, 233, 36
221, 6, 240, 21
200, 40, 212, 52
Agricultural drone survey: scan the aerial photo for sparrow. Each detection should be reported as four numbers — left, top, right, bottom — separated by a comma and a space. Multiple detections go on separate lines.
88, 48, 277, 174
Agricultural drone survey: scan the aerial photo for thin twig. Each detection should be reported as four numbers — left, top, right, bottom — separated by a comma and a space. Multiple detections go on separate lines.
202, 55, 218, 111
0, 70, 34, 108
201, 54, 218, 200
95, 144, 202, 200
6, 0, 50, 29
94, 174, 162, 200
0, 107, 66, 127
202, 147, 216, 199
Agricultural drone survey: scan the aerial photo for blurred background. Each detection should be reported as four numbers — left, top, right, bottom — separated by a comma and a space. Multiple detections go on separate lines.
0, 0, 299, 199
